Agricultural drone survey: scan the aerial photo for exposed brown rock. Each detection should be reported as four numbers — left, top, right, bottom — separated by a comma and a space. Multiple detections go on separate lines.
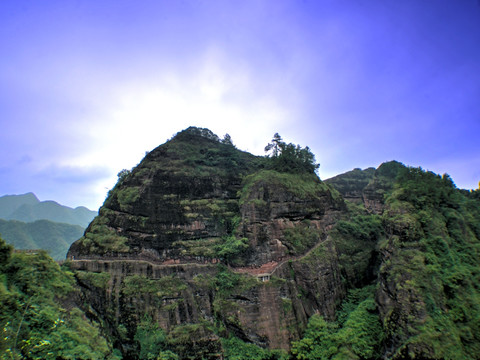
67, 127, 348, 357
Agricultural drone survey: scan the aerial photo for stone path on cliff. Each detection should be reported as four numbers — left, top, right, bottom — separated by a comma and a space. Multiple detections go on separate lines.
69, 236, 328, 281
69, 257, 218, 268
233, 236, 328, 278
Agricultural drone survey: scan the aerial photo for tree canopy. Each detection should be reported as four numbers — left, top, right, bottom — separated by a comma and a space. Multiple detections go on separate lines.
264, 133, 320, 174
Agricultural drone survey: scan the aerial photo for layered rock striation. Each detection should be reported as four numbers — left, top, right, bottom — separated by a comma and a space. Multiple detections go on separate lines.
68, 127, 347, 358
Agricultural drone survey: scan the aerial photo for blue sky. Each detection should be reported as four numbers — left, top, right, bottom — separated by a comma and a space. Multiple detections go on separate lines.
1, 0, 479, 210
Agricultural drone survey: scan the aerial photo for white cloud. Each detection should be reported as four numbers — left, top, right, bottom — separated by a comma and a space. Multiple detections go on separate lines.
61, 49, 293, 208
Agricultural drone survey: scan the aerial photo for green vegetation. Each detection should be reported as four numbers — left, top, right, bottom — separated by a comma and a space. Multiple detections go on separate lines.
122, 274, 187, 298
239, 170, 329, 206
134, 317, 179, 360
172, 214, 248, 263
391, 167, 461, 210
331, 214, 384, 287
0, 219, 84, 260
117, 169, 132, 184
374, 160, 404, 179
211, 265, 259, 334
214, 235, 248, 264
0, 236, 117, 360
116, 186, 141, 210
264, 133, 319, 174
325, 161, 404, 204
134, 316, 221, 360
283, 222, 322, 255
134, 312, 221, 360
166, 322, 220, 360
222, 336, 288, 360
0, 193, 96, 228
291, 286, 383, 360
295, 163, 480, 359
173, 237, 220, 258
324, 168, 376, 196
378, 166, 480, 358
159, 127, 261, 178
76, 270, 111, 289
179, 198, 239, 232
212, 265, 258, 296
79, 217, 130, 254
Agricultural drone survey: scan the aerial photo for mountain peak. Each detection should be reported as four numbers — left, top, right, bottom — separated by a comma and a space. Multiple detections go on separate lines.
0, 192, 40, 218
0, 193, 96, 227
173, 126, 221, 142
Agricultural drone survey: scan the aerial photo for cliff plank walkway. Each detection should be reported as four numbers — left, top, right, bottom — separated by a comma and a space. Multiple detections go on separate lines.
69, 236, 328, 282
233, 235, 328, 280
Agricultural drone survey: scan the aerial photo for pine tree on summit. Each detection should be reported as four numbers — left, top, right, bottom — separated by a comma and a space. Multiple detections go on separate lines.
264, 133, 284, 157
221, 133, 234, 146
265, 133, 319, 174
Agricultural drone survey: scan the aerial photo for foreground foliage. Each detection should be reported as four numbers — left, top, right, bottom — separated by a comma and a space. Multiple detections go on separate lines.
378, 166, 480, 358
0, 237, 117, 360
291, 164, 480, 359
291, 286, 383, 360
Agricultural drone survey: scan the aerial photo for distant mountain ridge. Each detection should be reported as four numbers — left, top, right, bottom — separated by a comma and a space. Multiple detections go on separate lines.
0, 192, 39, 218
0, 193, 97, 260
0, 219, 84, 260
0, 192, 97, 227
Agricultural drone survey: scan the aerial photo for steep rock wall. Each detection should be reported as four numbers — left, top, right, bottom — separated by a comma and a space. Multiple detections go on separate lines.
67, 127, 348, 358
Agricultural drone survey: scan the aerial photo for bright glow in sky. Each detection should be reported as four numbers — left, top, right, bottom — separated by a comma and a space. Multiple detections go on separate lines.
1, 0, 480, 210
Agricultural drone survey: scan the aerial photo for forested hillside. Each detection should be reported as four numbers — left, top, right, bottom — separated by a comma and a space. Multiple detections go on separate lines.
0, 193, 96, 260
0, 193, 96, 227
307, 162, 480, 359
0, 219, 84, 260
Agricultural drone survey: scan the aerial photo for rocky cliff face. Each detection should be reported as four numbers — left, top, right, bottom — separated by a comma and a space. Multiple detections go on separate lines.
68, 127, 347, 358
325, 161, 404, 215
69, 128, 256, 261
68, 130, 480, 359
